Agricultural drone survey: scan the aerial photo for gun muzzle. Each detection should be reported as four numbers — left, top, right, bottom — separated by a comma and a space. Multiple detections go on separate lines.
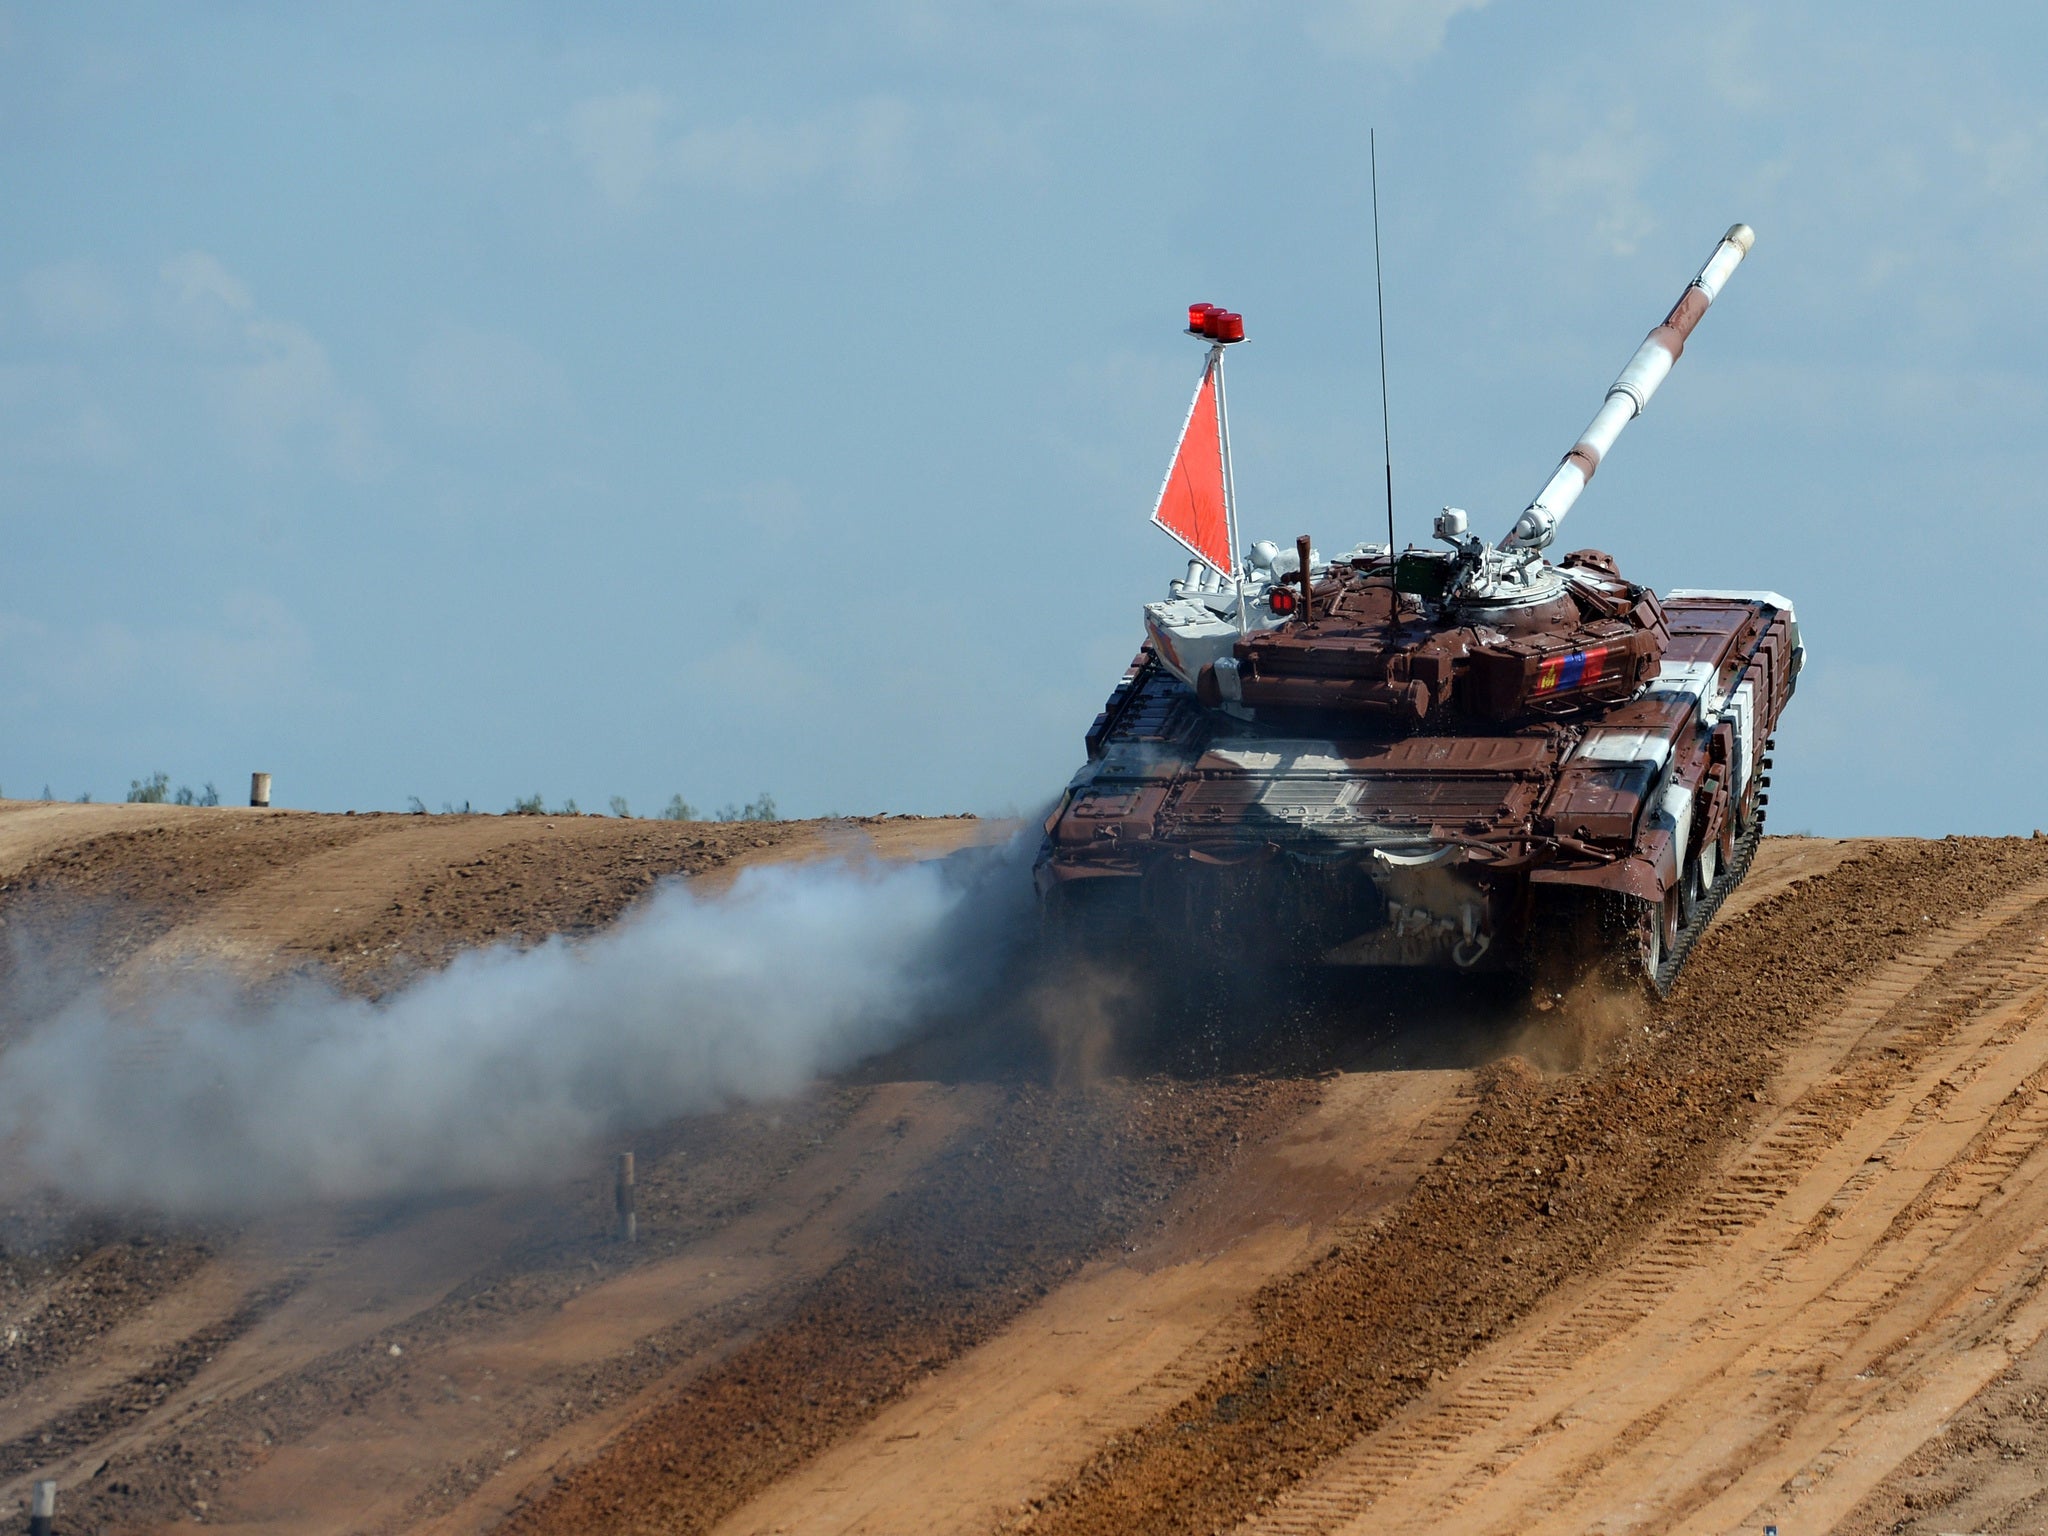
1503, 223, 1755, 551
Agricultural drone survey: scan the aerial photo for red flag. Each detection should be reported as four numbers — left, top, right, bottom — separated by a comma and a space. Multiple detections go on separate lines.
1151, 357, 1232, 574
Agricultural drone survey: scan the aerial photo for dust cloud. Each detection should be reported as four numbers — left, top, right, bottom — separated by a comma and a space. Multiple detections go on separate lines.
1504, 976, 1646, 1074
1031, 960, 1136, 1092
0, 844, 1032, 1215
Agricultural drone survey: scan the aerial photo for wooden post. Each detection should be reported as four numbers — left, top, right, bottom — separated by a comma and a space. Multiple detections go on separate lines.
615, 1152, 636, 1243
250, 772, 272, 808
28, 1480, 54, 1536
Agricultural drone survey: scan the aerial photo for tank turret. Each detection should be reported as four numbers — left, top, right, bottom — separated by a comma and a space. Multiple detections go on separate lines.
1158, 224, 1759, 726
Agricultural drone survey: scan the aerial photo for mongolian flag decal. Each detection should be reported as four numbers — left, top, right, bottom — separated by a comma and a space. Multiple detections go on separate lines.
1535, 643, 1614, 695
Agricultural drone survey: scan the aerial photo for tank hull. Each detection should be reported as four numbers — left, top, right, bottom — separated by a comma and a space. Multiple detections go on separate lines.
1037, 591, 1801, 994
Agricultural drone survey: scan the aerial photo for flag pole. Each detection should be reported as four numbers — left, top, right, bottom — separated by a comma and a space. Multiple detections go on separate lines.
1213, 343, 1248, 635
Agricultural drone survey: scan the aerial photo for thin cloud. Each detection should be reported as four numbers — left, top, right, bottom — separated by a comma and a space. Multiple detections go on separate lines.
689, 635, 822, 711
21, 260, 128, 337
565, 88, 670, 206
0, 590, 313, 717
157, 249, 256, 342
0, 363, 130, 466
564, 91, 967, 207
1528, 107, 1659, 257
673, 97, 914, 199
407, 323, 572, 435
1303, 0, 1495, 63
877, 0, 1491, 68
156, 252, 387, 480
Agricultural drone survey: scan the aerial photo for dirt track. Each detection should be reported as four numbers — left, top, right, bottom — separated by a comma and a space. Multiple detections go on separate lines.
3, 803, 2048, 1534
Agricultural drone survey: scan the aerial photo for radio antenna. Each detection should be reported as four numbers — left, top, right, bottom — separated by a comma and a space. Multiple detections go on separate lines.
1370, 130, 1396, 558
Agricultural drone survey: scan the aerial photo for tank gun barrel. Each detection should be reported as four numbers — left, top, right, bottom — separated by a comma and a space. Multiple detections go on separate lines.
1502, 223, 1755, 552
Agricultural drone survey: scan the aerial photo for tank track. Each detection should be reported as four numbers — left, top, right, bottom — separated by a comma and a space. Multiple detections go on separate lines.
1646, 806, 1767, 999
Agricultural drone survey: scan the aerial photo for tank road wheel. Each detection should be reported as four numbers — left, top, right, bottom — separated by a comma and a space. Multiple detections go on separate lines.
1638, 884, 1681, 997
1677, 848, 1710, 930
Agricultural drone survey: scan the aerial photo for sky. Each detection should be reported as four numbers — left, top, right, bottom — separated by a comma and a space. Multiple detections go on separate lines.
1, 2, 2042, 836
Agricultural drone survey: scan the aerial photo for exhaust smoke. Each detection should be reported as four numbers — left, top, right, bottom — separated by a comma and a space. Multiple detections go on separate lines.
0, 843, 1031, 1216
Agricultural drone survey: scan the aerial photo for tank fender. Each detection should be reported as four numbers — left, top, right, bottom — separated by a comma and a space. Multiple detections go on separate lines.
1042, 787, 1075, 837
1647, 778, 1693, 877
1723, 674, 1757, 804
1529, 852, 1667, 904
1185, 843, 1280, 868
1034, 860, 1142, 903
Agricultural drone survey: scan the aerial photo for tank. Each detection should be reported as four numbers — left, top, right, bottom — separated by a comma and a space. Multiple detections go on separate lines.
1036, 224, 1801, 996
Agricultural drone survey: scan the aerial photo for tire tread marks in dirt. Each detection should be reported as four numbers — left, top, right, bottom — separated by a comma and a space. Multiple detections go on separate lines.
0, 814, 880, 1531
1006, 837, 2048, 1536
0, 813, 820, 1013
1243, 881, 2048, 1533
0, 816, 378, 1036
1835, 1342, 2048, 1534
0, 1273, 300, 1482
313, 820, 819, 994
0, 1236, 216, 1410
492, 1080, 1315, 1536
41, 1091, 867, 1535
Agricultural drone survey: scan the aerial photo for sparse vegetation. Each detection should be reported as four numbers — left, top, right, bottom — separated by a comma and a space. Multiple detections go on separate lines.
122, 774, 219, 807
652, 791, 779, 823
392, 789, 791, 823
507, 794, 589, 816
194, 786, 781, 823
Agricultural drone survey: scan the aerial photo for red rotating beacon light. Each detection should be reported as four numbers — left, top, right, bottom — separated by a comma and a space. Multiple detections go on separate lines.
1186, 302, 1246, 343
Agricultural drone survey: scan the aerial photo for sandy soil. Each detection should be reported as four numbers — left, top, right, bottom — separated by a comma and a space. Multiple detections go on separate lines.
2, 805, 2047, 1535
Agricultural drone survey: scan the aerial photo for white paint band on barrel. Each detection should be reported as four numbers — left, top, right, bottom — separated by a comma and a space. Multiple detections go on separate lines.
1503, 223, 1754, 552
